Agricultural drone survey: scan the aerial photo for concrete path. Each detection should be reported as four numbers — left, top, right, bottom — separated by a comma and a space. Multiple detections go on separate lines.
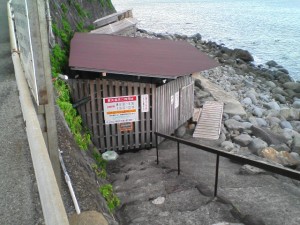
109, 139, 300, 225
0, 1, 43, 224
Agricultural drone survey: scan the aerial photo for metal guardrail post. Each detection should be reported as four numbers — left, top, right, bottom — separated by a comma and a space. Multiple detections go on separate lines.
177, 142, 180, 175
214, 154, 220, 197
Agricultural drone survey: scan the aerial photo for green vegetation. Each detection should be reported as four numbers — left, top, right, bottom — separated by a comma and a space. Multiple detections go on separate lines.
99, 184, 121, 213
74, 2, 88, 18
50, 1, 120, 212
91, 150, 107, 178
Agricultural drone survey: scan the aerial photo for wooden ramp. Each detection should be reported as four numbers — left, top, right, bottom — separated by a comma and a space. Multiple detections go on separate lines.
193, 101, 224, 140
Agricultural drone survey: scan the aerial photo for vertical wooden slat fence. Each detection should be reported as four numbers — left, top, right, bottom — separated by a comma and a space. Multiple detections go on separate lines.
69, 78, 156, 151
156, 76, 194, 143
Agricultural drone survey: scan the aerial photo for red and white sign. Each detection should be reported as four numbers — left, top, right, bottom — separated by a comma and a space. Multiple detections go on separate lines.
103, 95, 139, 124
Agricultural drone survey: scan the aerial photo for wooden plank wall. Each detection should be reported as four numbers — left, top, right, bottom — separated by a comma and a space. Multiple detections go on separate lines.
68, 78, 156, 151
156, 76, 194, 143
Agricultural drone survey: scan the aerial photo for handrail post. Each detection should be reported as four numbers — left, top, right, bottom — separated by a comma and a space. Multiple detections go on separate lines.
177, 142, 180, 175
214, 154, 220, 197
156, 132, 159, 164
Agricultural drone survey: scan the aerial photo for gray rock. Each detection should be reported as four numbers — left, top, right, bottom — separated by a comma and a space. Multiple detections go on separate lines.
274, 94, 286, 104
251, 126, 289, 145
271, 143, 291, 152
194, 79, 202, 89
272, 87, 288, 96
248, 117, 258, 126
267, 117, 281, 127
265, 81, 277, 88
279, 128, 295, 141
266, 60, 278, 68
241, 97, 252, 105
279, 108, 300, 121
234, 134, 253, 147
242, 122, 253, 130
280, 121, 293, 129
225, 119, 245, 131
231, 115, 243, 121
290, 121, 300, 133
194, 99, 202, 108
256, 118, 268, 127
276, 71, 292, 83
233, 48, 254, 62
259, 94, 270, 102
195, 90, 210, 99
220, 141, 234, 151
292, 100, 300, 109
264, 101, 281, 111
249, 138, 268, 155
265, 109, 280, 118
251, 106, 265, 118
278, 67, 289, 74
239, 164, 266, 175
283, 82, 300, 93
190, 33, 202, 42
290, 152, 300, 164
292, 134, 300, 154
246, 91, 258, 104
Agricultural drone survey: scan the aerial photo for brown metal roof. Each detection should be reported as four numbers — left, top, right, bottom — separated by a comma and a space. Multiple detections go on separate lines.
69, 33, 219, 79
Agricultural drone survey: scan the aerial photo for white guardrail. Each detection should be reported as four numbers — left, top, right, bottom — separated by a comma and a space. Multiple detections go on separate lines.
7, 1, 69, 225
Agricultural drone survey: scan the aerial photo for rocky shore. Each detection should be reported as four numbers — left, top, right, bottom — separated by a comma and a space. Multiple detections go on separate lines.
136, 29, 300, 171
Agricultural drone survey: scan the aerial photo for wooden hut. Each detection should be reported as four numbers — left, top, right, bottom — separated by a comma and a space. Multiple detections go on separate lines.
68, 33, 218, 151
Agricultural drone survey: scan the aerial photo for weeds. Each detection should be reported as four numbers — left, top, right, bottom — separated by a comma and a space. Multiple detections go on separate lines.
99, 184, 120, 213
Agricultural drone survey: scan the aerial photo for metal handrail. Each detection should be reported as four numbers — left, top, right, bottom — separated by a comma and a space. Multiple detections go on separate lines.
155, 132, 300, 197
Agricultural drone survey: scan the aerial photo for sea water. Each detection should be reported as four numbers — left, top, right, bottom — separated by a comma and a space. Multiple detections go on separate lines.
112, 0, 300, 81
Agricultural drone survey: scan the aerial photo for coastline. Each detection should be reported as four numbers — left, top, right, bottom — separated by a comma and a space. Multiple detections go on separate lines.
135, 28, 300, 171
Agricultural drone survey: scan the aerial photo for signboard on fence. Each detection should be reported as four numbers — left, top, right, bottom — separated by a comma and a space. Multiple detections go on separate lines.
12, 0, 48, 105
103, 95, 139, 124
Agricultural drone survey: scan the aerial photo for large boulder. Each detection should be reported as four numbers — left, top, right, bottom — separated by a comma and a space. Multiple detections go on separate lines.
233, 48, 254, 62
260, 147, 300, 167
249, 138, 268, 155
251, 126, 289, 145
233, 134, 253, 147
283, 82, 300, 93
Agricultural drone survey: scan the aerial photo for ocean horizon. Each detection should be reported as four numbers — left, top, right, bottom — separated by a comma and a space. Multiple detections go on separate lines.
112, 0, 300, 81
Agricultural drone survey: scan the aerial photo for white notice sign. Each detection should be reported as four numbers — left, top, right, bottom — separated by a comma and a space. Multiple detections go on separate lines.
103, 95, 139, 124
175, 91, 179, 109
141, 94, 149, 112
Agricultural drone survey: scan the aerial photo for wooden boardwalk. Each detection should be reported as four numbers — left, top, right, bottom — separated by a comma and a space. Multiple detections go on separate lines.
193, 101, 224, 140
